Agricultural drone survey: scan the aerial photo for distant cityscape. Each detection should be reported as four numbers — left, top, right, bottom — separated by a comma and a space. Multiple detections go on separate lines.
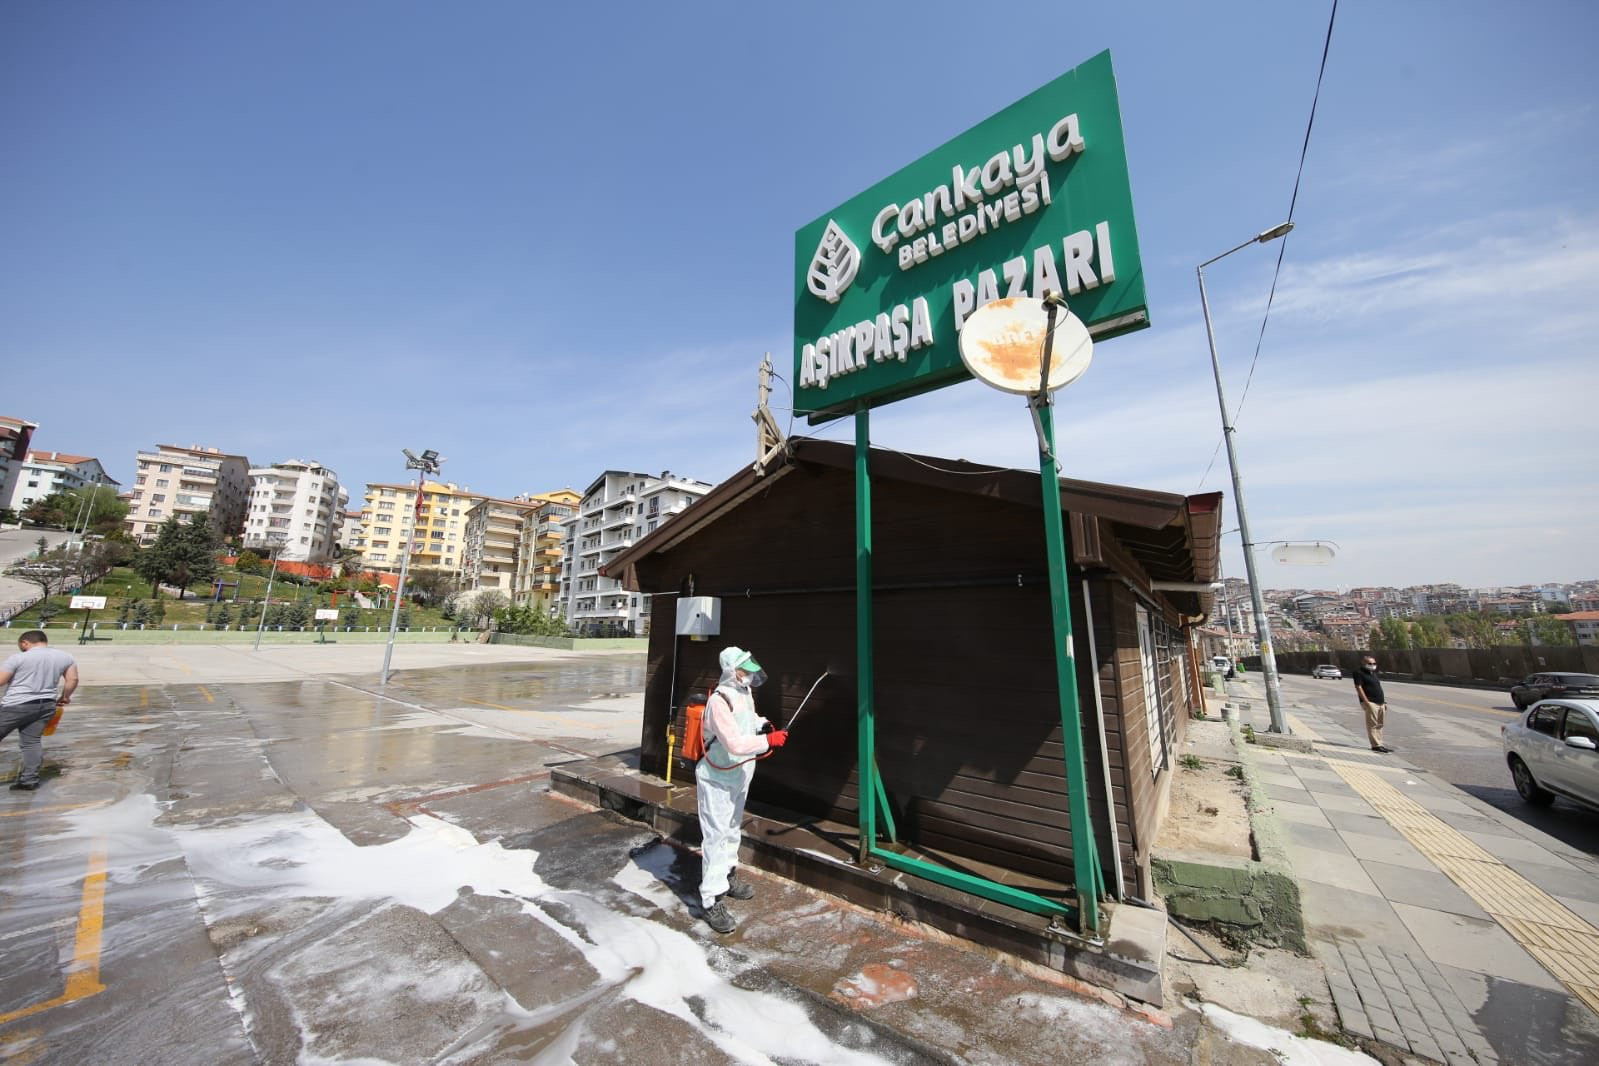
6, 413, 1596, 647
1207, 577, 1599, 652
0, 415, 712, 637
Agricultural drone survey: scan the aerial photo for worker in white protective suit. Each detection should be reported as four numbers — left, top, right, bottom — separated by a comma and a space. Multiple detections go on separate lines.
696, 645, 788, 934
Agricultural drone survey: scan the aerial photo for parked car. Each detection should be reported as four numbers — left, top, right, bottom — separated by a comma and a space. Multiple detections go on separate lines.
1502, 699, 1599, 810
1210, 655, 1235, 679
1312, 664, 1343, 680
1509, 672, 1599, 710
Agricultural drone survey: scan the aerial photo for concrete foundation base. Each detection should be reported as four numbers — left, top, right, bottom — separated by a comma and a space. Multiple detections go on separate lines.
551, 755, 1169, 1006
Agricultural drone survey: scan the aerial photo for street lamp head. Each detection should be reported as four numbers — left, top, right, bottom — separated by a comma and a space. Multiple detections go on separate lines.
421, 449, 439, 464
1256, 222, 1294, 244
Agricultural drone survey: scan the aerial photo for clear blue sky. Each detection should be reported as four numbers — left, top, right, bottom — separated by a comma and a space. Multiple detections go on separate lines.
4, 1, 1595, 589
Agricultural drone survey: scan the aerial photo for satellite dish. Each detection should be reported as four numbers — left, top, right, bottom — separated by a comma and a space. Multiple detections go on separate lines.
1271, 542, 1337, 566
958, 297, 1093, 395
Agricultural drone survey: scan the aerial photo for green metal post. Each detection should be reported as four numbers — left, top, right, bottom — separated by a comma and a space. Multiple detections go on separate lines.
855, 407, 876, 864
1033, 396, 1103, 934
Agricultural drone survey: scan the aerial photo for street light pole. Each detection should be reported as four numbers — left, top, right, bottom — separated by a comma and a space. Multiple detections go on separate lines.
381, 448, 442, 686
1198, 222, 1294, 734
253, 545, 281, 652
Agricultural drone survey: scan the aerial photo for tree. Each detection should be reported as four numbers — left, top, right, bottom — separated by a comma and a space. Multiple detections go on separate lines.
236, 550, 264, 576
1411, 616, 1450, 649
1369, 618, 1411, 650
463, 590, 509, 629
1530, 615, 1575, 647
4, 545, 74, 599
0, 507, 17, 526
167, 513, 220, 598
134, 517, 183, 597
496, 602, 571, 637
22, 496, 67, 527
57, 484, 128, 535
405, 568, 457, 606
333, 548, 365, 595
1444, 612, 1495, 649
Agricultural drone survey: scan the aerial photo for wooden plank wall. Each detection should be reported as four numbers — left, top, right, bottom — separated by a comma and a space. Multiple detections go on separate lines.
632, 462, 1169, 899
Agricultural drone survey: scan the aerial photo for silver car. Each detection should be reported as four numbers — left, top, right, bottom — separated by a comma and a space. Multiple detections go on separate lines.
1502, 698, 1599, 810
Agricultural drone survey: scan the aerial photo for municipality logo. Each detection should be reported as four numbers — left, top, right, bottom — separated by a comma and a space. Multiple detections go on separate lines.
806, 220, 860, 304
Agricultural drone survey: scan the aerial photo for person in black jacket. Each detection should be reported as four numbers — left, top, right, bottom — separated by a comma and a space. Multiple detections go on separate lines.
1353, 656, 1391, 753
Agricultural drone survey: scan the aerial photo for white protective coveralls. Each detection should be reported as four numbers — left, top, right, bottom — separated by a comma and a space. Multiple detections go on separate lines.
695, 648, 772, 908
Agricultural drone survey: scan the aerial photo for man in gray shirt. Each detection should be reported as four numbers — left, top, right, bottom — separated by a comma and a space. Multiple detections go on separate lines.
1, 630, 79, 791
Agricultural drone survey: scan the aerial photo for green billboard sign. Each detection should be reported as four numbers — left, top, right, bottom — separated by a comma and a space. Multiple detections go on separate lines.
793, 50, 1147, 422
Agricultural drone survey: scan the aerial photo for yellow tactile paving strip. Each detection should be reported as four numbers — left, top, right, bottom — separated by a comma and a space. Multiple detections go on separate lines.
1325, 758, 1599, 1016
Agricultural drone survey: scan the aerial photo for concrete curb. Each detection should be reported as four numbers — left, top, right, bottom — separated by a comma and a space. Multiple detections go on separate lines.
1150, 716, 1307, 953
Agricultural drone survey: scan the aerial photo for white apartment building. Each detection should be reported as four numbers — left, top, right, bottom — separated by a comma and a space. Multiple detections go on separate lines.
243, 459, 347, 562
461, 497, 536, 593
335, 510, 365, 553
1, 450, 120, 512
126, 444, 252, 544
557, 470, 711, 636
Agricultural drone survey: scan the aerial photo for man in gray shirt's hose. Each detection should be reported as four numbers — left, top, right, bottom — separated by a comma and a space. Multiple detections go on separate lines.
0, 630, 79, 791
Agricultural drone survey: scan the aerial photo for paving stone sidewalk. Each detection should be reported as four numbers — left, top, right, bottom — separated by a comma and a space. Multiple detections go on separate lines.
1226, 676, 1599, 1065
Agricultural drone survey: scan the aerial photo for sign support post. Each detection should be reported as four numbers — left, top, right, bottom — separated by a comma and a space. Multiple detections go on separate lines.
1030, 299, 1104, 931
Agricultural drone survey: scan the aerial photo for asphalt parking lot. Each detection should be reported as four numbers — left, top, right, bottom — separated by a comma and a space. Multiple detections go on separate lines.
1, 642, 1301, 1065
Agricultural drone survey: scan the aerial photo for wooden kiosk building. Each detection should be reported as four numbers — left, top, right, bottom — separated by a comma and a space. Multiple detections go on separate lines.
605, 438, 1221, 908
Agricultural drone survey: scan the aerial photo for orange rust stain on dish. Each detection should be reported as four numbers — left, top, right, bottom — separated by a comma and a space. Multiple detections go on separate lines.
978, 336, 1042, 382
831, 963, 919, 1009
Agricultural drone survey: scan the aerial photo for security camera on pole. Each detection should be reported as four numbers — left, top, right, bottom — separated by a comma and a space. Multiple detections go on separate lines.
381, 448, 443, 686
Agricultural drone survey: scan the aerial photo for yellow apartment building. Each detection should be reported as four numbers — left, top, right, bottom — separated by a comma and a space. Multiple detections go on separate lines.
512, 488, 580, 613
356, 480, 479, 576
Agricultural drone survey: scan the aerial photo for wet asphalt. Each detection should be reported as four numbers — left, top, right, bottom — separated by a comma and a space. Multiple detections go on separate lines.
1, 645, 1274, 1066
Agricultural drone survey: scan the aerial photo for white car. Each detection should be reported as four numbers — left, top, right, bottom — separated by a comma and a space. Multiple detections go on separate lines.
1502, 698, 1599, 811
1210, 656, 1235, 679
1312, 665, 1343, 680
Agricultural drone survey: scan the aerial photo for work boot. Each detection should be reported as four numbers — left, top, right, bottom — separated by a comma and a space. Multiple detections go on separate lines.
702, 901, 736, 934
10, 781, 39, 791
723, 874, 754, 901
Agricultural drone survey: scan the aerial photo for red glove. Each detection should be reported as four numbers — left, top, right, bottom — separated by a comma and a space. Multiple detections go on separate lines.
765, 729, 789, 749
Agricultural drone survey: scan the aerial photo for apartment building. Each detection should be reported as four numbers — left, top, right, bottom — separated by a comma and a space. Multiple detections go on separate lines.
243, 459, 347, 562
557, 470, 710, 635
511, 490, 580, 613
335, 510, 365, 553
1561, 611, 1599, 647
461, 497, 538, 593
1, 450, 120, 512
126, 444, 251, 543
0, 416, 38, 510
358, 480, 477, 575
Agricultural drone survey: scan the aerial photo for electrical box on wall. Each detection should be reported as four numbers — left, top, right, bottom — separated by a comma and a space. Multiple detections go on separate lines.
675, 596, 721, 640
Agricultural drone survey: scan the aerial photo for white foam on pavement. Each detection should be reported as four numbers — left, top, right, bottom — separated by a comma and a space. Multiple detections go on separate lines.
64, 794, 898, 1065
1191, 1000, 1381, 1065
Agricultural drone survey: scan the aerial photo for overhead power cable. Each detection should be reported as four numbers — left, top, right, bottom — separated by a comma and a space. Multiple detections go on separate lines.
1198, 0, 1339, 488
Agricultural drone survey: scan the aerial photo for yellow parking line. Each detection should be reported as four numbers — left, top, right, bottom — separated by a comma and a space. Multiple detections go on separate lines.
139, 688, 150, 709
461, 696, 518, 712
0, 844, 108, 1026
0, 801, 111, 819
197, 685, 214, 703
1326, 759, 1599, 1015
